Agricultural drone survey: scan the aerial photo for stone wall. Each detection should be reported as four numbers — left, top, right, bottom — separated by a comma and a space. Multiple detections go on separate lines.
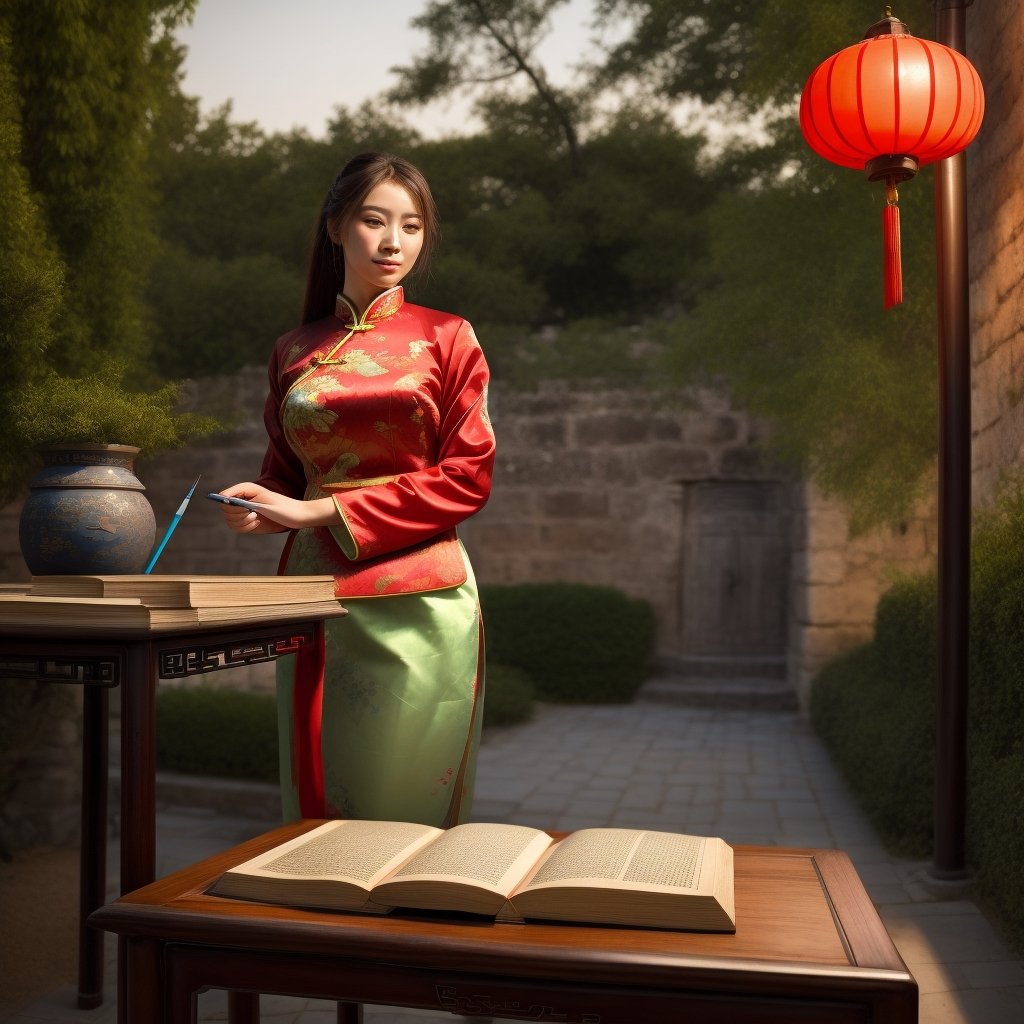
967, 7, 1024, 503
0, 686, 81, 853
459, 380, 791, 660
788, 483, 937, 707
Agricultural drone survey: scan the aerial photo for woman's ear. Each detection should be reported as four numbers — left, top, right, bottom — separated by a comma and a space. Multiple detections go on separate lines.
326, 217, 343, 245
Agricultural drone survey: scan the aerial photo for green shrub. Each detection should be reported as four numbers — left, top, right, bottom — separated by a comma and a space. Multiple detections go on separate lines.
481, 582, 656, 703
155, 686, 278, 783
970, 748, 1024, 952
483, 663, 535, 727
810, 479, 1024, 955
156, 661, 535, 782
810, 642, 933, 856
13, 364, 218, 452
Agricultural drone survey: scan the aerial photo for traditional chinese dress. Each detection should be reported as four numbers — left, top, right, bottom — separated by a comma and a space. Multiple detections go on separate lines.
255, 286, 494, 827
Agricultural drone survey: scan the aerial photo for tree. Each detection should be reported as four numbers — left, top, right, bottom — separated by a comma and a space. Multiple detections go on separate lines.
0, 18, 63, 499
594, 0, 933, 109
388, 0, 585, 174
0, 0, 211, 504
662, 162, 939, 531
5, 0, 197, 375
594, 0, 942, 529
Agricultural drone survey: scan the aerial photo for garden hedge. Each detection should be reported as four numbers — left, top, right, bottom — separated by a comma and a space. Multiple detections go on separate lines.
155, 659, 537, 780
155, 581, 655, 777
480, 581, 656, 703
810, 484, 1024, 954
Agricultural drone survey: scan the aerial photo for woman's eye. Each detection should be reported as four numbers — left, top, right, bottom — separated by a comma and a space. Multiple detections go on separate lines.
404, 223, 422, 234
364, 217, 384, 227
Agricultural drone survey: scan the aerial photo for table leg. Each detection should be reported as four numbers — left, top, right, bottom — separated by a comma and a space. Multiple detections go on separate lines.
119, 641, 158, 1024
227, 991, 260, 1023
120, 641, 157, 893
337, 1002, 363, 1024
77, 683, 108, 1009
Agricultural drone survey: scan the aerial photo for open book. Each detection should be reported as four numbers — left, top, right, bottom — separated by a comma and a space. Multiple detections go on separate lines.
209, 820, 736, 933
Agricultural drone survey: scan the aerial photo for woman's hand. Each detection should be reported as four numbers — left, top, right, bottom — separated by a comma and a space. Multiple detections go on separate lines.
215, 483, 340, 534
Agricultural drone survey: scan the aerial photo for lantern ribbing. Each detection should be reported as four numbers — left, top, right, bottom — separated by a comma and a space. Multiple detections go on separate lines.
799, 10, 984, 307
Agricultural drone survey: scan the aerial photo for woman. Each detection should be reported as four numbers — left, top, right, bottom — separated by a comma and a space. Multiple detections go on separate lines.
217, 152, 494, 828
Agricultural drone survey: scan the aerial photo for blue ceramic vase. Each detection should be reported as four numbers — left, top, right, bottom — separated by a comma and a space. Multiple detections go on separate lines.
19, 443, 157, 575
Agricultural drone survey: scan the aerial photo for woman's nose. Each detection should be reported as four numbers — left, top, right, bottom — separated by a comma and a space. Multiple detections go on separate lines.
380, 226, 400, 252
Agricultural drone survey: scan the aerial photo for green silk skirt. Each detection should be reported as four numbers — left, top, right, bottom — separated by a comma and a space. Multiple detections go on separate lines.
275, 568, 485, 828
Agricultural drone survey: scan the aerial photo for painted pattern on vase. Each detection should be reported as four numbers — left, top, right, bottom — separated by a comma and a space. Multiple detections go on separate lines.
19, 443, 157, 575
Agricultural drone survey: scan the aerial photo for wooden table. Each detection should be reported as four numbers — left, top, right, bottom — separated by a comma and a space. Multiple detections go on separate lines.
0, 607, 345, 1013
92, 819, 918, 1024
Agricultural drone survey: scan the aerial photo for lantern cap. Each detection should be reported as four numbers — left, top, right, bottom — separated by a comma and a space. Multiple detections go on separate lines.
864, 6, 911, 39
866, 154, 920, 184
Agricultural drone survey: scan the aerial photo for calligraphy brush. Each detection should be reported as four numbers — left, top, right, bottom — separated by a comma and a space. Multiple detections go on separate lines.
144, 474, 201, 574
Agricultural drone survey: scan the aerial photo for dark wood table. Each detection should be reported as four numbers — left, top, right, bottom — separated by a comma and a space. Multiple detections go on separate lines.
92, 819, 918, 1024
0, 607, 345, 1014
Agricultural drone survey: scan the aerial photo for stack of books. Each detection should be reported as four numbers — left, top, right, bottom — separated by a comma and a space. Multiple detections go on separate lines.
0, 575, 345, 631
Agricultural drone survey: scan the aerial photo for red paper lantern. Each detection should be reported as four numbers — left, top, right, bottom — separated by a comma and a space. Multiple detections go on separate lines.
799, 7, 984, 308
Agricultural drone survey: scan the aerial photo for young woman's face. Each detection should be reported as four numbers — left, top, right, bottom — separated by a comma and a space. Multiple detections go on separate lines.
333, 180, 425, 311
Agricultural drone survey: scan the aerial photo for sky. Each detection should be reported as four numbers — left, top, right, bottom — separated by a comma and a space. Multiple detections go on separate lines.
175, 0, 600, 139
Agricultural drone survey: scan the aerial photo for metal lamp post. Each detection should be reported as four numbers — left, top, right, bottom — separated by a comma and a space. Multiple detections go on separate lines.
931, 0, 974, 882
799, 3, 984, 879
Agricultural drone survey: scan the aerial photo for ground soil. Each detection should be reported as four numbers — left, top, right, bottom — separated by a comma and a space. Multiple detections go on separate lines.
0, 845, 79, 1014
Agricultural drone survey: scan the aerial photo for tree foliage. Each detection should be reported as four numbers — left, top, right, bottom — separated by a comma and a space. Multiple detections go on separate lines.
0, 18, 63, 499
410, 105, 718, 330
594, 0, 935, 107
13, 364, 216, 452
5, 0, 193, 374
0, 0, 211, 504
388, 0, 584, 173
591, 0, 942, 529
135, 0, 946, 531
660, 162, 939, 530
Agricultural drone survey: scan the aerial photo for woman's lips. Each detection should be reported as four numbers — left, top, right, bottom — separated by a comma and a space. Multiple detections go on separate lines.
374, 260, 401, 270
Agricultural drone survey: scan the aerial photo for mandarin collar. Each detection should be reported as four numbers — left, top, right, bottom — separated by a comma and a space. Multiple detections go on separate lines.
335, 287, 404, 329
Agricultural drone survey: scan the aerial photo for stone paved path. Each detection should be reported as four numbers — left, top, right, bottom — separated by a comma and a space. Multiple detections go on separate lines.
4, 694, 1023, 1023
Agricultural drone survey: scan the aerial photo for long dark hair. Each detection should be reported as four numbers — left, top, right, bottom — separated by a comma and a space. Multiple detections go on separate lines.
301, 152, 439, 324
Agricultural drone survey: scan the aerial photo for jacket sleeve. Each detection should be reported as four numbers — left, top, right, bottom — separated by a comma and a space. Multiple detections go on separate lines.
328, 320, 495, 561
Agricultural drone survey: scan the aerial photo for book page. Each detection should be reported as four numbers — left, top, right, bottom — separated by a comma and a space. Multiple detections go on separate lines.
518, 828, 708, 892
622, 831, 706, 889
388, 822, 552, 892
508, 832, 735, 932
228, 820, 441, 888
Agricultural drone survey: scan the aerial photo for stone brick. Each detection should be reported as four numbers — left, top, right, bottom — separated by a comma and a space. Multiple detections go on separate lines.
574, 413, 652, 446
650, 416, 684, 441
539, 521, 620, 553
806, 508, 850, 550
636, 444, 712, 479
684, 414, 742, 446
806, 550, 847, 586
539, 491, 610, 519
471, 522, 542, 551
720, 445, 764, 476
502, 416, 567, 447
599, 449, 642, 486
804, 584, 853, 626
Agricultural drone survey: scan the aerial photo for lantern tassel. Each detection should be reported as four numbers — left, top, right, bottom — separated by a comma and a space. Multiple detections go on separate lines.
883, 180, 903, 308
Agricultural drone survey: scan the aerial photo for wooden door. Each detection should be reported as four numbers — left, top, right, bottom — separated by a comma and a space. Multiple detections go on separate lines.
680, 482, 789, 657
